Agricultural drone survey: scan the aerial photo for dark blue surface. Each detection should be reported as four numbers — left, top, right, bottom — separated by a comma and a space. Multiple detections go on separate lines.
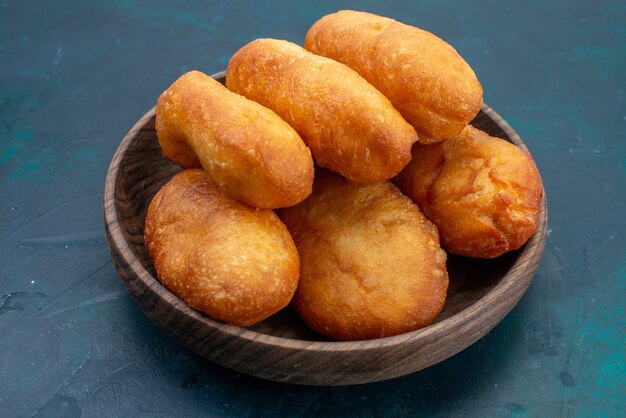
1, 1, 624, 416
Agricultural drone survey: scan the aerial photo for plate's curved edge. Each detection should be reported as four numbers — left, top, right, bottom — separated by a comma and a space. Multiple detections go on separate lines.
211, 70, 226, 79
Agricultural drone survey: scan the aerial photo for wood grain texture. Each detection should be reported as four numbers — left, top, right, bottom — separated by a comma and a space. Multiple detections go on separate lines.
104, 72, 547, 385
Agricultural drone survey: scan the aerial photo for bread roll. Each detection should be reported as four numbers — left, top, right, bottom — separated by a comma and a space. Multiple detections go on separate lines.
305, 10, 483, 142
226, 39, 418, 184
145, 169, 300, 327
156, 70, 314, 209
279, 170, 448, 341
395, 126, 543, 258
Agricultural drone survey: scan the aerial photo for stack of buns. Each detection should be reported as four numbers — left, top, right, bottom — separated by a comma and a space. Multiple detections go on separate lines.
144, 10, 543, 341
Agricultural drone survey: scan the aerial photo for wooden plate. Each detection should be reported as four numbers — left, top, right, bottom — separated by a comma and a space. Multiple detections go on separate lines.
104, 71, 547, 385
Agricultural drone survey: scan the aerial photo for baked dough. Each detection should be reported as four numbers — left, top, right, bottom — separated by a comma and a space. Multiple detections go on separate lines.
279, 170, 448, 340
226, 39, 418, 184
305, 10, 483, 142
156, 70, 314, 209
395, 126, 543, 258
145, 169, 300, 327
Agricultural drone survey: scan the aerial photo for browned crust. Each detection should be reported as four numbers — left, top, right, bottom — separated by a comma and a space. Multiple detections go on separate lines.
279, 170, 448, 341
144, 169, 300, 327
395, 126, 543, 258
156, 71, 314, 209
226, 39, 418, 184
305, 10, 483, 142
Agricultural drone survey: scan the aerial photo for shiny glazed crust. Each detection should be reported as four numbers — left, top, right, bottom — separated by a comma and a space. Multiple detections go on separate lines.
395, 126, 543, 258
305, 10, 483, 142
226, 38, 418, 184
156, 71, 314, 209
144, 169, 300, 327
279, 170, 449, 341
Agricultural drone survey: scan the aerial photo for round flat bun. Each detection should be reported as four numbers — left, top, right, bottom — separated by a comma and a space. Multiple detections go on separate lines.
280, 170, 448, 341
144, 169, 300, 327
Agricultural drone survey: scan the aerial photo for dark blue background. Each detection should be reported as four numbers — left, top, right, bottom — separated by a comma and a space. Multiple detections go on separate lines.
1, 1, 624, 416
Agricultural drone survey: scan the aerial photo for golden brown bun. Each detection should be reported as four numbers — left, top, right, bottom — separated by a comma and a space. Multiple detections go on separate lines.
305, 10, 483, 142
279, 170, 448, 341
156, 70, 314, 209
226, 39, 418, 184
395, 126, 543, 258
144, 169, 300, 327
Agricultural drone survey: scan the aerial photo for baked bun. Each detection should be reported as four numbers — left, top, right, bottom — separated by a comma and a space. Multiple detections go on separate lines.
305, 10, 482, 142
226, 38, 418, 184
156, 70, 314, 209
279, 170, 448, 341
395, 126, 543, 258
145, 169, 300, 327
